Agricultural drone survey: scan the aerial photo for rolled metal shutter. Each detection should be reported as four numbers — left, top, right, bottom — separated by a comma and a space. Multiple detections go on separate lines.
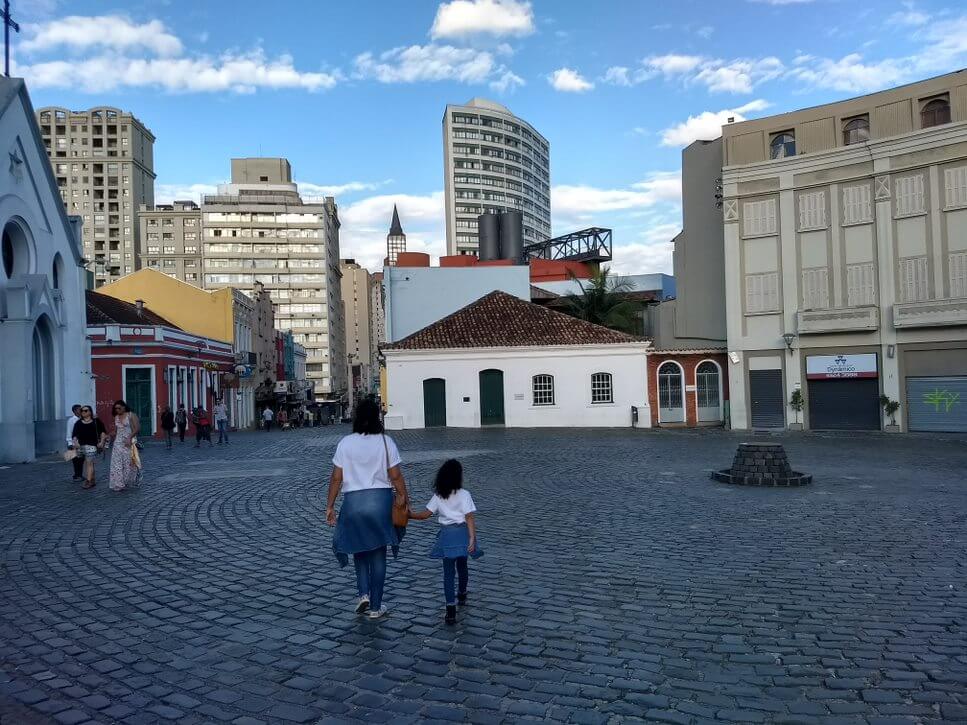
749, 370, 784, 428
906, 377, 967, 432
807, 379, 880, 430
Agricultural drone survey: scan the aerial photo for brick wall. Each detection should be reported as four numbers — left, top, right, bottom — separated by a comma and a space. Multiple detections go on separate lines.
647, 352, 730, 427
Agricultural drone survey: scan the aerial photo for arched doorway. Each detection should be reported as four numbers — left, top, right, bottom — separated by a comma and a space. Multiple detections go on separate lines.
696, 360, 724, 423
423, 378, 447, 427
32, 317, 57, 440
657, 361, 685, 424
478, 369, 505, 426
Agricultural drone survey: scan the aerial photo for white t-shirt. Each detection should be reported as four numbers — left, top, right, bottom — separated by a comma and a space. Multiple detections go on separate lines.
262, 408, 274, 421
332, 433, 401, 493
426, 489, 476, 526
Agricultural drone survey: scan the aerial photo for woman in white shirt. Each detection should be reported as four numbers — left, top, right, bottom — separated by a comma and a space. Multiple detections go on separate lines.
326, 399, 410, 620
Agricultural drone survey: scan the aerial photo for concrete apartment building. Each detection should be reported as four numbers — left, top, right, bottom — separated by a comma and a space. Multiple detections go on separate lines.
340, 259, 375, 411
36, 106, 155, 286
443, 98, 551, 256
138, 200, 202, 284
721, 69, 967, 433
201, 158, 348, 405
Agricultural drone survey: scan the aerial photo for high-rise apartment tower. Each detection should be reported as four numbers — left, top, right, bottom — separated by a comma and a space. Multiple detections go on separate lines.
138, 201, 203, 285
443, 98, 551, 256
37, 106, 155, 286
201, 158, 347, 403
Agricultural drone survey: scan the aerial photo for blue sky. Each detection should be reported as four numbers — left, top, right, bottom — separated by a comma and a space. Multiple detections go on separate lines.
15, 0, 967, 273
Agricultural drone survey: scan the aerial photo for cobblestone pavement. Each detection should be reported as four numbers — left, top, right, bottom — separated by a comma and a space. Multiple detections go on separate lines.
1, 426, 966, 725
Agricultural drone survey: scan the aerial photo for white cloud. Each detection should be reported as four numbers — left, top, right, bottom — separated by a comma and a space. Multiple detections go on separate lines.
696, 25, 715, 39
889, 8, 930, 27
548, 67, 593, 93
788, 53, 906, 93
339, 192, 446, 271
660, 99, 770, 147
552, 172, 681, 219
430, 0, 535, 39
16, 51, 340, 93
490, 70, 525, 93
609, 236, 678, 276
22, 15, 183, 56
354, 44, 507, 84
647, 54, 703, 75
694, 57, 784, 93
602, 54, 783, 93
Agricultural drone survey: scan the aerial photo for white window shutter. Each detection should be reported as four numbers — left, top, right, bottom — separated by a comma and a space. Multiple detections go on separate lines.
895, 174, 925, 216
950, 252, 967, 298
842, 184, 872, 224
945, 167, 967, 208
846, 263, 875, 306
743, 199, 777, 236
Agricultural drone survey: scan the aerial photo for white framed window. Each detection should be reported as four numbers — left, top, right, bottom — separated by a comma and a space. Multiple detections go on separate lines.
898, 256, 929, 303
591, 373, 613, 404
745, 272, 780, 313
846, 263, 876, 307
742, 199, 777, 237
895, 174, 926, 217
950, 252, 967, 298
842, 184, 873, 225
801, 268, 830, 310
944, 166, 967, 209
798, 190, 827, 231
532, 374, 555, 406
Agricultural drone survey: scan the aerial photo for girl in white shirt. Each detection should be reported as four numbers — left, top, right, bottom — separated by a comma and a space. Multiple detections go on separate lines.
409, 459, 482, 625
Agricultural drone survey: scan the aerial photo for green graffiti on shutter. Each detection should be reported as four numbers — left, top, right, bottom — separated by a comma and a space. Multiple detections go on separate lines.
923, 389, 961, 413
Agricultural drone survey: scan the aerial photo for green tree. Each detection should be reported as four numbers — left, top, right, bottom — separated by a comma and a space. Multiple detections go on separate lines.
561, 266, 639, 334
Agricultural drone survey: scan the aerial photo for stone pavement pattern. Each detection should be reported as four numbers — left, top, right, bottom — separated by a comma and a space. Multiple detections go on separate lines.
1, 427, 966, 724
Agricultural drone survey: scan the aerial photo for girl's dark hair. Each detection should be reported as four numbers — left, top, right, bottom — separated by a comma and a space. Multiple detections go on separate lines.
434, 459, 463, 499
113, 400, 129, 413
352, 399, 384, 435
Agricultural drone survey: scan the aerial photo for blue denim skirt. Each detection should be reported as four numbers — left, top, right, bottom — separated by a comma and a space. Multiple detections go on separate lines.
332, 488, 403, 567
430, 523, 484, 560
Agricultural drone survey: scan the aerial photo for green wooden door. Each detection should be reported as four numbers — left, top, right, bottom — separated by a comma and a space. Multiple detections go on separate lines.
125, 368, 154, 436
423, 378, 447, 427
478, 369, 505, 426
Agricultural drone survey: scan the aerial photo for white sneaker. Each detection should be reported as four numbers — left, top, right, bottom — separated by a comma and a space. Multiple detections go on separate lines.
354, 596, 370, 614
366, 606, 388, 620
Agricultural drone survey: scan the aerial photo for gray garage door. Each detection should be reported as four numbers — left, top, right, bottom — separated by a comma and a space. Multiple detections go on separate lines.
906, 377, 967, 432
808, 379, 880, 431
749, 369, 784, 429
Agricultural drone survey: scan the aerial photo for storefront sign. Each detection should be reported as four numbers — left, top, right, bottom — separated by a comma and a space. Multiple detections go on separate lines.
806, 353, 878, 380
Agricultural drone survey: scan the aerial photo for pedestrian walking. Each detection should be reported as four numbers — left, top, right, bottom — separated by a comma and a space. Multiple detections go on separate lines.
279, 408, 289, 431
109, 400, 140, 493
326, 399, 410, 620
408, 459, 482, 625
72, 405, 108, 489
193, 407, 213, 447
66, 403, 84, 481
262, 407, 274, 432
160, 406, 175, 450
213, 399, 229, 445
175, 404, 188, 443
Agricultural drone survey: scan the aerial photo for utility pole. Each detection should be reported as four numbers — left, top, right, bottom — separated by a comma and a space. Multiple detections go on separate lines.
1, 0, 18, 78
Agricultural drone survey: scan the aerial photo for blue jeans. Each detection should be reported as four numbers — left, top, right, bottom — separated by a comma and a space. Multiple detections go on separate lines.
217, 419, 228, 443
442, 557, 468, 605
353, 547, 387, 609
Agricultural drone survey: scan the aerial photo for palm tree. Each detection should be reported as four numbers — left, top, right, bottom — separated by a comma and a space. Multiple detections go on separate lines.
560, 266, 639, 334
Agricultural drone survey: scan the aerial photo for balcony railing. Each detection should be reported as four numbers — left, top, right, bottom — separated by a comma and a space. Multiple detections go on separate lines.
796, 307, 879, 334
893, 298, 967, 328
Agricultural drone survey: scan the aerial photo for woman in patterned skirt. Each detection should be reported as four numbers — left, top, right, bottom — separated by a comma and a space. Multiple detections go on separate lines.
109, 400, 141, 492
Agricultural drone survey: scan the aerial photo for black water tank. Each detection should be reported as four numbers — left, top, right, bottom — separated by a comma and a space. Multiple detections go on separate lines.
499, 210, 523, 263
477, 213, 501, 261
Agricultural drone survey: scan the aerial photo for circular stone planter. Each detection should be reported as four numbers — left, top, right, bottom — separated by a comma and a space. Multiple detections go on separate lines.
711, 443, 812, 487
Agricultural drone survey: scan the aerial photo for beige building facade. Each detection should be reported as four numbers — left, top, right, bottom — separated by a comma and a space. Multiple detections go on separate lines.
138, 201, 202, 284
36, 106, 155, 286
201, 158, 347, 403
721, 70, 967, 433
443, 98, 551, 256
340, 260, 375, 410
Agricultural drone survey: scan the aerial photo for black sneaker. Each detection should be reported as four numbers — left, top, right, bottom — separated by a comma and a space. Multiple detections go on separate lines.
457, 592, 468, 606
445, 605, 457, 625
